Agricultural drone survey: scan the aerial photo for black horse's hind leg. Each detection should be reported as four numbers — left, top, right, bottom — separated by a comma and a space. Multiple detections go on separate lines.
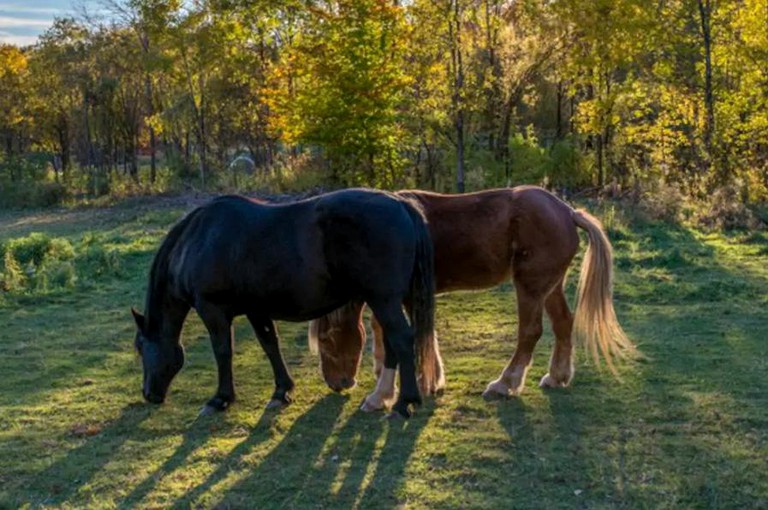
360, 318, 398, 413
367, 301, 421, 418
247, 314, 295, 409
197, 303, 236, 412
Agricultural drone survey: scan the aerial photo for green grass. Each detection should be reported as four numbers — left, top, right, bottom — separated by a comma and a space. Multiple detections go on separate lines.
1, 199, 767, 509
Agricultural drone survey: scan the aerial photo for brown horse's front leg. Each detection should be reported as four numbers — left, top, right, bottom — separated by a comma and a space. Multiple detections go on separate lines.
371, 314, 445, 396
362, 302, 422, 417
361, 318, 397, 412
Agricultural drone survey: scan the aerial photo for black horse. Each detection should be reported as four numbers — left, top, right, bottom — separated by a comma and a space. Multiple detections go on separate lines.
131, 189, 436, 418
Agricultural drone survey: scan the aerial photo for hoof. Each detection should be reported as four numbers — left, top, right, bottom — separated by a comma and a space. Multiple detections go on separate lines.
482, 390, 507, 402
418, 380, 443, 397
539, 373, 567, 389
384, 410, 407, 421
482, 381, 511, 401
265, 398, 289, 410
360, 396, 385, 413
204, 396, 232, 412
198, 404, 219, 417
266, 390, 292, 410
391, 401, 413, 419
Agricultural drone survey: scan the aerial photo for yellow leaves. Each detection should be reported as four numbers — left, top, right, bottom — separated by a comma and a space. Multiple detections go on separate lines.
145, 114, 165, 137
0, 44, 28, 78
735, 0, 768, 49
0, 44, 29, 130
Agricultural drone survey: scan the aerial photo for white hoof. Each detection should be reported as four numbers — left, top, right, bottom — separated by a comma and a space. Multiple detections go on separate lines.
482, 380, 512, 401
539, 373, 569, 389
360, 395, 386, 412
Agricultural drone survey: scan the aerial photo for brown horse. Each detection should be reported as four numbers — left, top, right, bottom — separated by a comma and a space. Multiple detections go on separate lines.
309, 186, 635, 410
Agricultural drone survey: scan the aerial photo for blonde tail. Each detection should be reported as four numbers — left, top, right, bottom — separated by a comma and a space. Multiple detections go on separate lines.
572, 209, 636, 375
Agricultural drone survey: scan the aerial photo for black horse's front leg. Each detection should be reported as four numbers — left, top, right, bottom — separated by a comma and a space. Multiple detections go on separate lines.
247, 314, 295, 409
198, 303, 236, 413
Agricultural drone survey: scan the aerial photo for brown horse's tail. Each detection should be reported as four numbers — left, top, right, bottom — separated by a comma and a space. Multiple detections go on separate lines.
401, 198, 438, 393
572, 209, 636, 375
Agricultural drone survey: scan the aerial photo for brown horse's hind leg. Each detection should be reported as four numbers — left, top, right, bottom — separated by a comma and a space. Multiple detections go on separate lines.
482, 287, 545, 399
539, 283, 575, 388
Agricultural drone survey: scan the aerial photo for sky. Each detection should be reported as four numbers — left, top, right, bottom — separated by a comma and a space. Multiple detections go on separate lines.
0, 1, 98, 46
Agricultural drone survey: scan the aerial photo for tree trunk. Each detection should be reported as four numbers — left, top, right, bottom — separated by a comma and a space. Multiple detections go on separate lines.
697, 0, 715, 169
131, 133, 139, 182
58, 125, 70, 180
457, 110, 465, 193
198, 102, 207, 188
83, 94, 96, 180
556, 80, 564, 140
451, 0, 466, 193
149, 127, 157, 183
597, 133, 604, 188
4, 134, 13, 161
483, 0, 502, 153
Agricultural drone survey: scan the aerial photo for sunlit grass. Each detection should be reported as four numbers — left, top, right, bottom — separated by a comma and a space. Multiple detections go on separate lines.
1, 200, 766, 509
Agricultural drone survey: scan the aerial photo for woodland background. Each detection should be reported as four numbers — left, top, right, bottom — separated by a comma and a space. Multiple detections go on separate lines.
2, 3, 768, 507
0, 0, 767, 225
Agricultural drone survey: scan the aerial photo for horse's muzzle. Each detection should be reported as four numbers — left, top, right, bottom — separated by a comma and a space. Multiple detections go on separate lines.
327, 376, 356, 393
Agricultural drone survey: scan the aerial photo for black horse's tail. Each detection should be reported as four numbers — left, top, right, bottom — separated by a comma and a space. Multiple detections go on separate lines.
401, 198, 438, 393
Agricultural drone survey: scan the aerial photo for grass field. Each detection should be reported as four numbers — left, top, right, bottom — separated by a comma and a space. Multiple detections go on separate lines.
1, 196, 767, 509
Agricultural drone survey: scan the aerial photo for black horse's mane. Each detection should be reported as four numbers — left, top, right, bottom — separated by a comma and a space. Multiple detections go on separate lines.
144, 207, 203, 333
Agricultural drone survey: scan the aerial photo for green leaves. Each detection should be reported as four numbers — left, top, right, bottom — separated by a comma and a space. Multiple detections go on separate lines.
1, 0, 767, 198
267, 0, 413, 187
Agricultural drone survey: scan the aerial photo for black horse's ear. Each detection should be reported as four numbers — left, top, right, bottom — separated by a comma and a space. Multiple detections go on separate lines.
131, 307, 145, 333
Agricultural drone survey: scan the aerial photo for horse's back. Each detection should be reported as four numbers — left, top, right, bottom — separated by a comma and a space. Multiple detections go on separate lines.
167, 190, 423, 319
168, 195, 329, 313
401, 189, 517, 291
401, 187, 578, 291
314, 189, 421, 298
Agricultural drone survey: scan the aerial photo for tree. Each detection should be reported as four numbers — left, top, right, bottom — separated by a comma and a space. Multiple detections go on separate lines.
269, 0, 412, 187
0, 45, 29, 167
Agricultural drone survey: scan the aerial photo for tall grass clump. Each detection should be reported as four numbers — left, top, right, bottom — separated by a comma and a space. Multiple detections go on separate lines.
0, 233, 76, 292
0, 232, 122, 295
76, 233, 123, 280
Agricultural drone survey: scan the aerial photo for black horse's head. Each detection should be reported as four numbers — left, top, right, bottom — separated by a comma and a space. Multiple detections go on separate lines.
131, 308, 184, 404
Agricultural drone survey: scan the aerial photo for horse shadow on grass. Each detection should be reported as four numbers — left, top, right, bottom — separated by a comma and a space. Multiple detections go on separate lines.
117, 404, 282, 509
171, 395, 434, 509
618, 222, 768, 397
25, 402, 152, 507
502, 222, 768, 506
